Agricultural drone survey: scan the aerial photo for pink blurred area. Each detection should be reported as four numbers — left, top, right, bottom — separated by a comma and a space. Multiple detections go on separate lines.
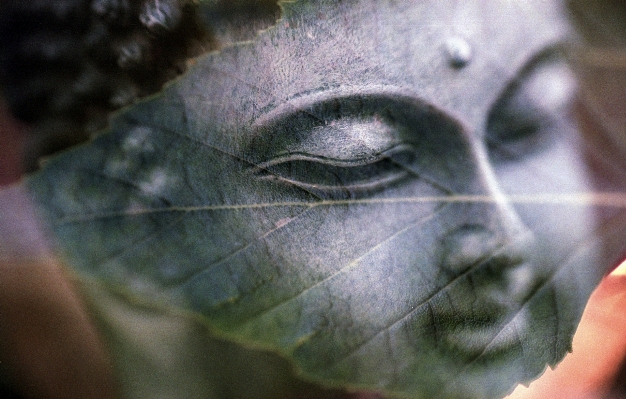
0, 101, 119, 399
507, 268, 626, 399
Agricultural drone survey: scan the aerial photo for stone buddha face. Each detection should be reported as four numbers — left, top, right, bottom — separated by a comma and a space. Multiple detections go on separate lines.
33, 0, 609, 398
156, 1, 602, 395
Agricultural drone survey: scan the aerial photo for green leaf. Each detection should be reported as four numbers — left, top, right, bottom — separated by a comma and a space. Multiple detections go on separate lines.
22, 1, 626, 398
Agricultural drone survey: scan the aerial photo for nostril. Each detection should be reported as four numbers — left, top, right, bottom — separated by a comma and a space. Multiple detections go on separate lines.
440, 224, 499, 273
440, 223, 542, 305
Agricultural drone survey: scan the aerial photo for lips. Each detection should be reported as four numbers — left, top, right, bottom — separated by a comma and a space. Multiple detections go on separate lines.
429, 307, 516, 361
433, 223, 544, 358
429, 263, 540, 359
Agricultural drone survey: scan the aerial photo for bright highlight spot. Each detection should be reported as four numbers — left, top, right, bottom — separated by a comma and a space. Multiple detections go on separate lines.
610, 259, 626, 276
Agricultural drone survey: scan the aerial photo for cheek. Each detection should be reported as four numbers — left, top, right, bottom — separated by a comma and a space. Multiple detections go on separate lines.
491, 126, 606, 313
493, 127, 597, 252
241, 178, 448, 275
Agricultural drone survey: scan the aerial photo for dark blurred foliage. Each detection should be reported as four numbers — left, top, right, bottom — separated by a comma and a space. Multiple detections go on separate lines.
0, 0, 280, 172
0, 0, 211, 169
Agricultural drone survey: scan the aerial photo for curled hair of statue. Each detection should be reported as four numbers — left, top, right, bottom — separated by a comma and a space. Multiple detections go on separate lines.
0, 0, 281, 172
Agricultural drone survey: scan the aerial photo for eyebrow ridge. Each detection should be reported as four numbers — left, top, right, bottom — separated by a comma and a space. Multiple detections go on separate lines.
251, 86, 433, 129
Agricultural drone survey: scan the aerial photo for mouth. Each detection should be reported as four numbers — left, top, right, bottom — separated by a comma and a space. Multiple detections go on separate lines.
430, 263, 540, 360
431, 305, 523, 359
433, 228, 544, 358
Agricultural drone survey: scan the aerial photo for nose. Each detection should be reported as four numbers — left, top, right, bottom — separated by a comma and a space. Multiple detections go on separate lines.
440, 223, 534, 274
439, 221, 540, 306
438, 139, 537, 284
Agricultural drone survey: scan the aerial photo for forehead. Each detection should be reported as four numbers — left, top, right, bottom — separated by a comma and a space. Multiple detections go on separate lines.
182, 0, 572, 135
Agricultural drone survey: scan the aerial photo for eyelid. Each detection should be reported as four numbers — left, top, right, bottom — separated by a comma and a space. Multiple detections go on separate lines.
252, 144, 416, 197
258, 153, 385, 169
252, 85, 406, 128
248, 90, 468, 197
256, 143, 416, 170
249, 87, 440, 163
277, 118, 404, 163
486, 51, 573, 161
489, 47, 573, 117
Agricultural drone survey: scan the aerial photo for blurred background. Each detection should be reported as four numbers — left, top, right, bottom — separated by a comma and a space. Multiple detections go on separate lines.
0, 1, 280, 398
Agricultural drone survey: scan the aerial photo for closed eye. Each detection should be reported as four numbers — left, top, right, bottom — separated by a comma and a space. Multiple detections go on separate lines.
253, 143, 417, 198
248, 91, 464, 198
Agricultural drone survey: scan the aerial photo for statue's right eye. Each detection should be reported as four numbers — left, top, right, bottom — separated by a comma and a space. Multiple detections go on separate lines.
249, 112, 417, 198
252, 142, 417, 198
248, 91, 465, 199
